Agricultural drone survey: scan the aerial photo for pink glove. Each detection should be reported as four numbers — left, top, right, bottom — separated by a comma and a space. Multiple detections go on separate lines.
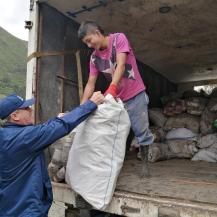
104, 84, 117, 97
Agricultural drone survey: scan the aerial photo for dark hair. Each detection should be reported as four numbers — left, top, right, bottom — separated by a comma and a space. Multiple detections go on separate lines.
78, 20, 105, 40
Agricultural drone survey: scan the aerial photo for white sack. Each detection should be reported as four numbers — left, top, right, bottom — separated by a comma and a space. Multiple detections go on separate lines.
166, 128, 198, 141
197, 134, 217, 149
192, 150, 217, 163
164, 113, 200, 133
66, 95, 130, 210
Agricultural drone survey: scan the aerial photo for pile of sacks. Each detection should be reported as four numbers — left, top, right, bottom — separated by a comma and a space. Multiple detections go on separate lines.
48, 131, 76, 183
143, 88, 217, 163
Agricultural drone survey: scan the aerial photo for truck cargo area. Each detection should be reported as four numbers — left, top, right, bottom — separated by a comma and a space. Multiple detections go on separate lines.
117, 153, 217, 205
52, 154, 217, 216
27, 1, 217, 216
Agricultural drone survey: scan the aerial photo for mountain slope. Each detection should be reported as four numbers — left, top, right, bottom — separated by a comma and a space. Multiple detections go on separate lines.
0, 27, 27, 97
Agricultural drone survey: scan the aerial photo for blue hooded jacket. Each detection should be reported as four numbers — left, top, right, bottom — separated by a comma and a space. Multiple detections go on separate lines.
0, 100, 97, 217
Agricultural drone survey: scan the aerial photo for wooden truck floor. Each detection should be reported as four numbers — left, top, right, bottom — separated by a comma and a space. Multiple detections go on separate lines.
52, 153, 217, 216
117, 152, 217, 205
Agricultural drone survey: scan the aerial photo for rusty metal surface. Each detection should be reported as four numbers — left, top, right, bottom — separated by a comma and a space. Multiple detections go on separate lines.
52, 182, 217, 217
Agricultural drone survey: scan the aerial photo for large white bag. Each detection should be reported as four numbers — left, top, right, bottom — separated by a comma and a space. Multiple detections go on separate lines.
65, 95, 130, 210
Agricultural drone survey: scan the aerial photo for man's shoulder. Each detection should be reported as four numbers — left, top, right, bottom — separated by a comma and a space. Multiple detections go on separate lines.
112, 32, 126, 38
110, 32, 124, 36
112, 33, 129, 46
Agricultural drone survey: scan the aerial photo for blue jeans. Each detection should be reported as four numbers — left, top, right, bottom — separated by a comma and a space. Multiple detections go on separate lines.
124, 91, 154, 146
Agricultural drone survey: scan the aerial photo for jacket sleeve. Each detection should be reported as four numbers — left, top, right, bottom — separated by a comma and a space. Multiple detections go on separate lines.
21, 100, 97, 152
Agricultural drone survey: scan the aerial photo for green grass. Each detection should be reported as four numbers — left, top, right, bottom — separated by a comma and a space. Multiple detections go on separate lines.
0, 27, 27, 98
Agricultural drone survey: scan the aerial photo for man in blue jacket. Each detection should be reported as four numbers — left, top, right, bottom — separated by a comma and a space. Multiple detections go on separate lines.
0, 92, 104, 217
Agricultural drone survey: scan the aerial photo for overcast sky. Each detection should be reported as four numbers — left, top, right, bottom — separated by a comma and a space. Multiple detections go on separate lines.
0, 0, 29, 41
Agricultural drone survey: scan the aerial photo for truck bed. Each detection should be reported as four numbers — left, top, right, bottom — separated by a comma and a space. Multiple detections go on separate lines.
117, 152, 217, 205
52, 153, 217, 216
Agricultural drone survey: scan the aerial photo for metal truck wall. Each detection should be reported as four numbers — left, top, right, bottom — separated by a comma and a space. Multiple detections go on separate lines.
36, 3, 90, 123
137, 61, 177, 107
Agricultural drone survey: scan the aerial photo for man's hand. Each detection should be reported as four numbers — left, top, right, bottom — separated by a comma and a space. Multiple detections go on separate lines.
57, 113, 65, 117
89, 91, 104, 105
104, 84, 117, 97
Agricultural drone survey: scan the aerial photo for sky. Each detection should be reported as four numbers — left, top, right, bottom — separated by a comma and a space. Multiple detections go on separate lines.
0, 0, 29, 41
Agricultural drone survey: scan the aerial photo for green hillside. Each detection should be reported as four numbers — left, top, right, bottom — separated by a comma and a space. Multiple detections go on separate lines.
0, 27, 27, 98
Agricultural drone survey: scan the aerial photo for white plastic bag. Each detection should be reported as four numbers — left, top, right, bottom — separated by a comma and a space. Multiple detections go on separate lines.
166, 128, 198, 141
66, 95, 130, 210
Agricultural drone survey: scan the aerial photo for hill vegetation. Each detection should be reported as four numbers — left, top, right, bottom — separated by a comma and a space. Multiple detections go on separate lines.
0, 27, 27, 98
